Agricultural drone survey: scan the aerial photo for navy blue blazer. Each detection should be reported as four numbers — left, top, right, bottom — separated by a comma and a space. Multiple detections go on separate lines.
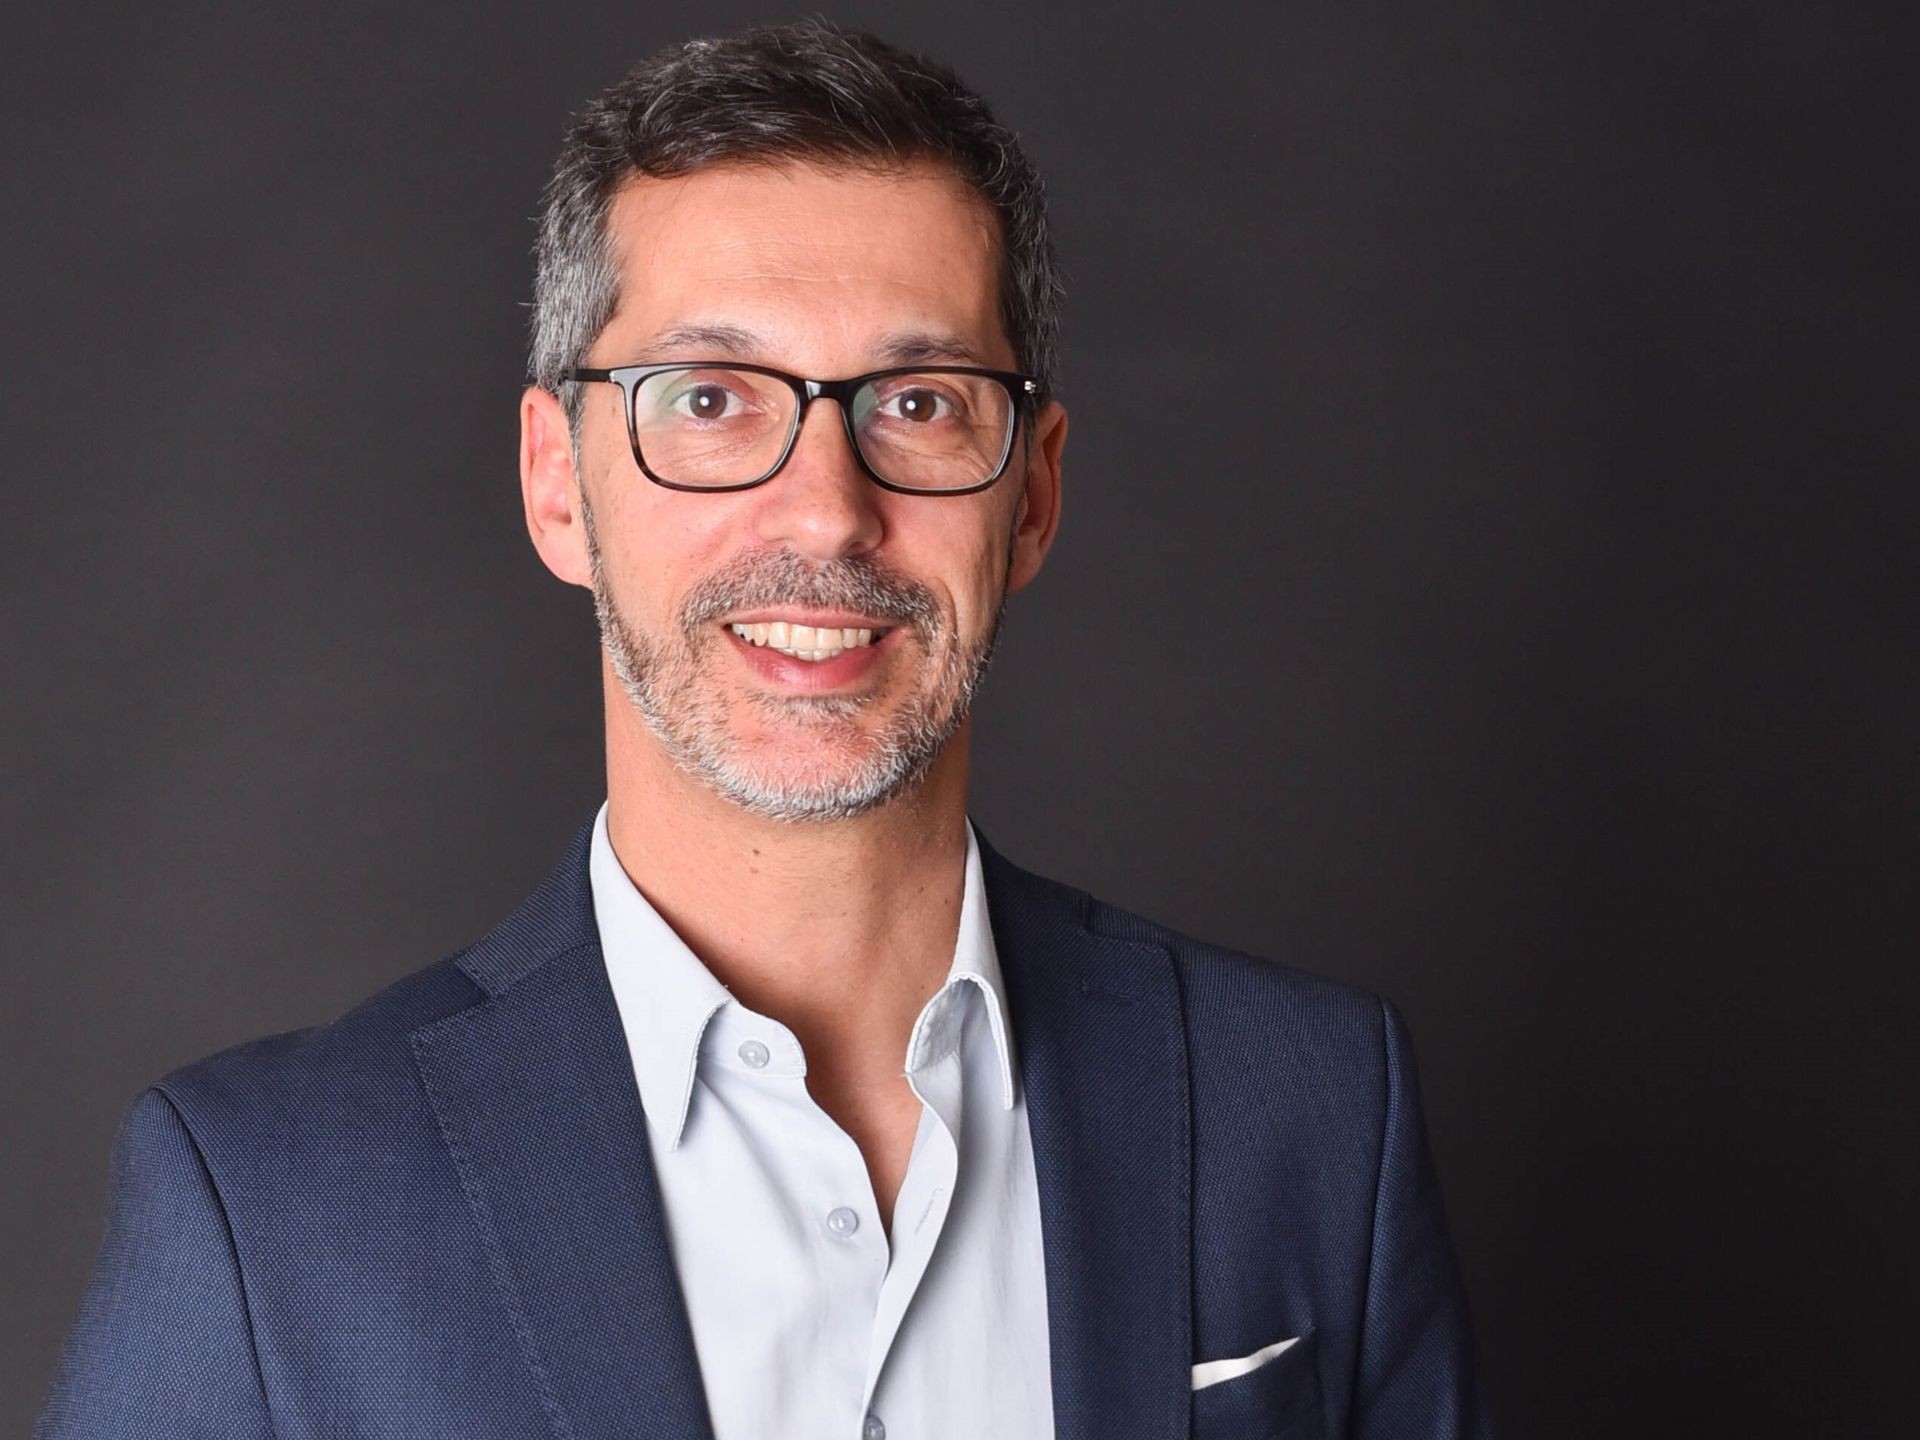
39, 817, 1494, 1439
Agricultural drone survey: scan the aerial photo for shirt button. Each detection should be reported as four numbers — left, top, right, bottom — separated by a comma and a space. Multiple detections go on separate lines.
826, 1206, 861, 1238
737, 1039, 770, 1068
863, 1414, 886, 1440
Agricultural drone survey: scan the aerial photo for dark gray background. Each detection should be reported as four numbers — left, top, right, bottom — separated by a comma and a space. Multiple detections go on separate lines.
6, 3, 1914, 1435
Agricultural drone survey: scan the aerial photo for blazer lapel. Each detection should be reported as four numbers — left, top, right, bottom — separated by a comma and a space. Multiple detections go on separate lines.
979, 829, 1194, 1440
410, 821, 713, 1440
406, 816, 1192, 1440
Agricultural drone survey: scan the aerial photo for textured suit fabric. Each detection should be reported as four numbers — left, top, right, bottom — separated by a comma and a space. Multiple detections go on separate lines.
37, 814, 1495, 1439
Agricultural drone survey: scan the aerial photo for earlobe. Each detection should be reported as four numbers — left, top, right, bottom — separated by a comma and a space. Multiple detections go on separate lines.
520, 386, 593, 589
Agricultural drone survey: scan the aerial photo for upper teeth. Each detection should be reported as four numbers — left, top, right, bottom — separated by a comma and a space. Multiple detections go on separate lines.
729, 621, 880, 660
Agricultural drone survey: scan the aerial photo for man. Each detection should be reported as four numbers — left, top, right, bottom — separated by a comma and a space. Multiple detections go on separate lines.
39, 21, 1492, 1440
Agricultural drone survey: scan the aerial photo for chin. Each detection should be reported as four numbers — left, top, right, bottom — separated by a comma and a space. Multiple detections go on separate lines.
706, 769, 910, 824
697, 730, 936, 823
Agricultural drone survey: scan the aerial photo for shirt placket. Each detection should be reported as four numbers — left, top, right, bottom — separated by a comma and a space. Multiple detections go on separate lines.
703, 1005, 884, 1420
858, 1003, 969, 1434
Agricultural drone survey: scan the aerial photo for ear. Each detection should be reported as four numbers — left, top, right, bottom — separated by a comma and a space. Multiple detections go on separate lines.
1006, 399, 1067, 594
520, 385, 592, 588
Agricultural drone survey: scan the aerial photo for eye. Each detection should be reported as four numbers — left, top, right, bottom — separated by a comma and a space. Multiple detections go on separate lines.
671, 382, 740, 421
878, 386, 955, 423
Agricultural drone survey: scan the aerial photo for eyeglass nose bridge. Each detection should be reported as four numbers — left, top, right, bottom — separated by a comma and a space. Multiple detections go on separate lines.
772, 375, 877, 486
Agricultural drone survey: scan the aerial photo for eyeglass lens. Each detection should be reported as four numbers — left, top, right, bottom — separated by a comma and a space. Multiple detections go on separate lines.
630, 367, 1014, 489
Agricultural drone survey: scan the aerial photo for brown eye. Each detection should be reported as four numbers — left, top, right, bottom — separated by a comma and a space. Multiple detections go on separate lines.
877, 386, 956, 424
679, 384, 732, 419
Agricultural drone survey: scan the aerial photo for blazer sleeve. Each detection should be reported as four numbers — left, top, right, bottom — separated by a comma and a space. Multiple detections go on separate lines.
1351, 998, 1497, 1440
36, 1087, 274, 1439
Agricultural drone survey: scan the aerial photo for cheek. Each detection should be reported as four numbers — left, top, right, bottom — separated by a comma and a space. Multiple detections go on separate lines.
597, 490, 744, 616
941, 528, 1017, 640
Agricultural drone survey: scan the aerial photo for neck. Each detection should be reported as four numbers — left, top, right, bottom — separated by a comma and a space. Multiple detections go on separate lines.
599, 669, 972, 1086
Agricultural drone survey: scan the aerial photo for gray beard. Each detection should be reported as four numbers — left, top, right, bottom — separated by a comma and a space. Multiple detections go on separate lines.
581, 488, 1009, 823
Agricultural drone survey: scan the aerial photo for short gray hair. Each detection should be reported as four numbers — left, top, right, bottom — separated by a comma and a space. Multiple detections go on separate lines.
528, 19, 1063, 434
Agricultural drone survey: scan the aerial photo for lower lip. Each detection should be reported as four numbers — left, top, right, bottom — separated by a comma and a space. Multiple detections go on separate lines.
723, 625, 897, 690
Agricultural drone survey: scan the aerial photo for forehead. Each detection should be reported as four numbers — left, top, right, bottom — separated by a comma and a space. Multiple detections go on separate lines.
597, 159, 1010, 367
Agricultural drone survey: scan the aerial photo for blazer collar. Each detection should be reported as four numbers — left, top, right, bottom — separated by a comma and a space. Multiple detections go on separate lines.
974, 820, 1195, 1440
412, 811, 1192, 1440
411, 817, 713, 1440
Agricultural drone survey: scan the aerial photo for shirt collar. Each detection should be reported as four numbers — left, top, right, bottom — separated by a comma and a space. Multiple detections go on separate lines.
588, 801, 1018, 1151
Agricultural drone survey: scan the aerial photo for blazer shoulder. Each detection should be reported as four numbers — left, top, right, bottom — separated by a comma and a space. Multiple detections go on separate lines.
148, 814, 601, 1131
150, 952, 485, 1134
1079, 892, 1411, 1138
976, 831, 1389, 1045
1084, 891, 1386, 1027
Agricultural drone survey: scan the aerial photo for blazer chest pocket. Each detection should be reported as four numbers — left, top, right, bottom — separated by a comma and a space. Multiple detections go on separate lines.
1189, 1327, 1323, 1440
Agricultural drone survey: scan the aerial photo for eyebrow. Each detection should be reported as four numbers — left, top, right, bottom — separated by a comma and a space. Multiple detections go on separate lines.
872, 329, 992, 368
633, 323, 994, 370
635, 323, 763, 361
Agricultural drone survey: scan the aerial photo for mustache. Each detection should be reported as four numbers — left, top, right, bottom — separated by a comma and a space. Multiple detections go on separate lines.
679, 550, 940, 632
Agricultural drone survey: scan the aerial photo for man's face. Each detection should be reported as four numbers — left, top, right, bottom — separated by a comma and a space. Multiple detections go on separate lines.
531, 160, 1065, 822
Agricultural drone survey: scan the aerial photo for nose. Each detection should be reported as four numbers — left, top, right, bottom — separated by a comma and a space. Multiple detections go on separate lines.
749, 396, 885, 561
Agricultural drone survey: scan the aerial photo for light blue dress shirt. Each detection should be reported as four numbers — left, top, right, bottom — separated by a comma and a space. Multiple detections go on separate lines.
588, 802, 1055, 1440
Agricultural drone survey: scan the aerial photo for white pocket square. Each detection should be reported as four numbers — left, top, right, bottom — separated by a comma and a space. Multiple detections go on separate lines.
1190, 1334, 1302, 1391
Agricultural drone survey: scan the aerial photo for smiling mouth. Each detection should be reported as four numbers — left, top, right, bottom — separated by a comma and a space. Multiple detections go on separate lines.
725, 620, 896, 662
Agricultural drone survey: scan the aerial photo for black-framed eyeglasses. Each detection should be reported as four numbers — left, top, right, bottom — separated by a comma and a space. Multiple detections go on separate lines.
564, 362, 1040, 495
